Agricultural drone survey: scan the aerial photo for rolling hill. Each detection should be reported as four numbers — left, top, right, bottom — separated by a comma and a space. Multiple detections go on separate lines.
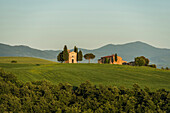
0, 41, 170, 67
0, 59, 169, 90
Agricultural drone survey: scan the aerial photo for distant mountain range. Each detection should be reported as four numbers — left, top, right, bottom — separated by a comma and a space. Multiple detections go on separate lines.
0, 41, 170, 68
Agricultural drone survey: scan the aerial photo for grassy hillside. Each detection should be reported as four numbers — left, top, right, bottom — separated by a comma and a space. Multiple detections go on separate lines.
0, 57, 169, 90
0, 57, 57, 64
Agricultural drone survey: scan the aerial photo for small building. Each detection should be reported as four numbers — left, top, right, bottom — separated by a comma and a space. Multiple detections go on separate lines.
65, 50, 77, 63
98, 54, 127, 65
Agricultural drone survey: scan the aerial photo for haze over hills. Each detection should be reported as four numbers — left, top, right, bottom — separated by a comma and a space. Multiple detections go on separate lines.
0, 41, 170, 68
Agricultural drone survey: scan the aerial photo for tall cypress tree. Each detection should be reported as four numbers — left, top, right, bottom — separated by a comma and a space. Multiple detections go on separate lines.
63, 45, 69, 61
57, 51, 64, 63
78, 50, 83, 62
115, 53, 118, 62
74, 46, 79, 62
74, 46, 78, 53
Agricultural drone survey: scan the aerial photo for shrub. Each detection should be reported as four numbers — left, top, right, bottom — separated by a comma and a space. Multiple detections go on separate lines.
165, 67, 169, 70
11, 60, 17, 63
148, 64, 157, 68
36, 64, 40, 66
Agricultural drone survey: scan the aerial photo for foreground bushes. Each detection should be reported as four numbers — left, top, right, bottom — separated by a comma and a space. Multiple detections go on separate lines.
0, 69, 169, 113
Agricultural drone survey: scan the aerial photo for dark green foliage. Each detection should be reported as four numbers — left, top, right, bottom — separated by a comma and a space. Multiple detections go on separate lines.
63, 45, 69, 61
0, 69, 169, 112
74, 46, 79, 62
78, 50, 83, 62
11, 60, 17, 63
111, 57, 114, 63
74, 46, 78, 53
57, 51, 64, 63
84, 53, 95, 63
115, 53, 118, 62
148, 64, 157, 68
161, 67, 169, 70
135, 57, 145, 66
36, 64, 40, 66
104, 58, 110, 64
135, 56, 150, 66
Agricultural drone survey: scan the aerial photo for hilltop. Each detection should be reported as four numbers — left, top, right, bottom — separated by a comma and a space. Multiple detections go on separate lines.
0, 41, 170, 67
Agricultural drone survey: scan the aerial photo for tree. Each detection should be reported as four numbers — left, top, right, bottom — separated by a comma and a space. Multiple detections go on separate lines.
108, 58, 110, 64
105, 58, 108, 64
140, 56, 150, 66
135, 56, 150, 66
105, 58, 110, 64
84, 53, 95, 63
57, 51, 64, 63
135, 57, 146, 66
74, 46, 79, 62
74, 46, 78, 53
115, 53, 118, 62
63, 45, 69, 61
145, 58, 150, 66
78, 50, 83, 62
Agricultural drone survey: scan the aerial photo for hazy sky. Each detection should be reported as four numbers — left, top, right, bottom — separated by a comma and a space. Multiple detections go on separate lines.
0, 0, 170, 50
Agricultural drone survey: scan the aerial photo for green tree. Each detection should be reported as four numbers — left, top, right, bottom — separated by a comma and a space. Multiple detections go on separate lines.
140, 56, 150, 66
84, 53, 95, 63
115, 53, 118, 62
74, 46, 78, 53
135, 57, 146, 66
105, 58, 110, 64
135, 56, 150, 66
63, 45, 69, 61
108, 58, 110, 64
78, 50, 83, 62
74, 46, 79, 62
105, 58, 108, 64
57, 51, 64, 63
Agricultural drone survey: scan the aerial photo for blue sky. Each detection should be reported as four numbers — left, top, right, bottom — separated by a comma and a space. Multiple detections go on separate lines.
0, 0, 170, 50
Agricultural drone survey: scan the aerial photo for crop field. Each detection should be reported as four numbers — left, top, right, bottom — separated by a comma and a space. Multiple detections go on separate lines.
0, 57, 170, 90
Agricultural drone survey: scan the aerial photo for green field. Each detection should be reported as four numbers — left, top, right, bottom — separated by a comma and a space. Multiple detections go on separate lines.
0, 57, 170, 90
0, 57, 57, 64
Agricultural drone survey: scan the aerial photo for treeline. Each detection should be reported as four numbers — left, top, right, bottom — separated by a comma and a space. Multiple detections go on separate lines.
135, 56, 156, 68
0, 69, 169, 113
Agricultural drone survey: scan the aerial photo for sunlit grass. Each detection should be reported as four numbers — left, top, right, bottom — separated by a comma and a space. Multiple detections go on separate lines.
0, 57, 169, 90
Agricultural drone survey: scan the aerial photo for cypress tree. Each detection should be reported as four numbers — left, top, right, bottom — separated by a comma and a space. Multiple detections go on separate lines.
78, 50, 83, 62
115, 53, 118, 62
57, 51, 64, 63
108, 58, 110, 64
63, 45, 69, 61
105, 58, 109, 64
74, 46, 79, 62
74, 46, 78, 53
